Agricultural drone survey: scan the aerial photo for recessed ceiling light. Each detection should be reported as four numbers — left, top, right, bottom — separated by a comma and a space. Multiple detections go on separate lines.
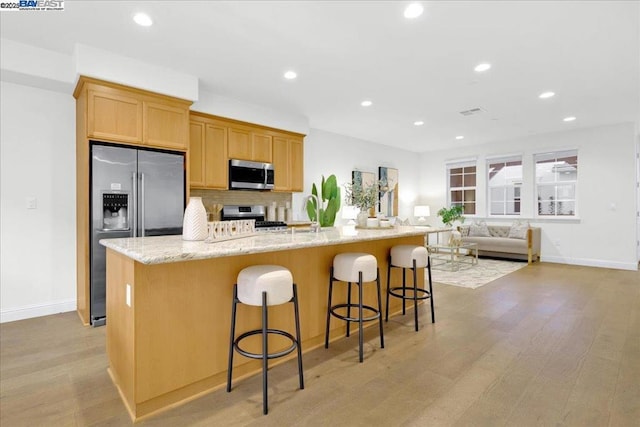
404, 3, 424, 19
474, 63, 491, 72
361, 100, 372, 107
539, 91, 555, 99
413, 121, 424, 126
455, 135, 464, 140
284, 70, 297, 80
563, 116, 576, 122
133, 12, 153, 27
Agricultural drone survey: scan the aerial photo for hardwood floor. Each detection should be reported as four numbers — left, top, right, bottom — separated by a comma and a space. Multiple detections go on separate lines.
1, 262, 638, 426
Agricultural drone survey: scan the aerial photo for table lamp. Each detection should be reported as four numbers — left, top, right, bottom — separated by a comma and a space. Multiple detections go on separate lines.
414, 205, 431, 224
341, 205, 359, 236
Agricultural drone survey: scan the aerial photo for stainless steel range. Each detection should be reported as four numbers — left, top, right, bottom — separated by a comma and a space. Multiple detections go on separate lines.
221, 205, 287, 231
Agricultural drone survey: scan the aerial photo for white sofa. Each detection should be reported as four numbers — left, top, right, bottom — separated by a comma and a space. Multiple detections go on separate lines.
458, 224, 541, 264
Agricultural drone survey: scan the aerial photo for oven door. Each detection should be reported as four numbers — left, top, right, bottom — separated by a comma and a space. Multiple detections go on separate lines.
229, 159, 274, 190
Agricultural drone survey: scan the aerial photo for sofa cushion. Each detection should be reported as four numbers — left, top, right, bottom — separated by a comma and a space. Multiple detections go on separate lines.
508, 221, 529, 239
468, 221, 490, 237
462, 236, 528, 255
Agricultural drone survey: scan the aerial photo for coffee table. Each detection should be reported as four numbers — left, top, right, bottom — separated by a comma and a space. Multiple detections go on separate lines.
427, 242, 478, 271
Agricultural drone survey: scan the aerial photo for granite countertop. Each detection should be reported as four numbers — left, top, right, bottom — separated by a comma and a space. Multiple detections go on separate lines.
100, 226, 427, 265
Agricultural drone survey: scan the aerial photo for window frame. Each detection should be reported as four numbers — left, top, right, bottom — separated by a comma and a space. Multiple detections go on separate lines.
486, 155, 523, 217
446, 159, 477, 216
534, 149, 578, 218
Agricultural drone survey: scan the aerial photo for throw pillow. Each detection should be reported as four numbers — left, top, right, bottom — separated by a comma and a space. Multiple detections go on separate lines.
459, 226, 470, 237
508, 221, 529, 239
468, 221, 490, 237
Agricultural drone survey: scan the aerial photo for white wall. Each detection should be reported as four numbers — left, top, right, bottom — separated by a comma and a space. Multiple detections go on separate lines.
419, 122, 638, 270
292, 129, 422, 223
0, 81, 77, 322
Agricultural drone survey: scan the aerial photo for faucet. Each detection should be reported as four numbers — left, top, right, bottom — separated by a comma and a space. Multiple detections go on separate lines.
304, 194, 321, 233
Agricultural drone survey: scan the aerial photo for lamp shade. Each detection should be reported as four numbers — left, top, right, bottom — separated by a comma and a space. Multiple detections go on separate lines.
414, 205, 431, 218
341, 205, 359, 220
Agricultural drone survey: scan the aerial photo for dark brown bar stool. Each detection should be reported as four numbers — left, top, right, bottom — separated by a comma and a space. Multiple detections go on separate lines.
385, 245, 434, 331
325, 252, 384, 363
227, 265, 304, 415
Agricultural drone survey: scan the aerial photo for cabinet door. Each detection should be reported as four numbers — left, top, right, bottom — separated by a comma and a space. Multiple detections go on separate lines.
272, 137, 290, 191
144, 102, 188, 149
227, 127, 252, 160
204, 124, 228, 189
252, 132, 273, 163
188, 121, 205, 188
290, 138, 304, 192
87, 89, 142, 143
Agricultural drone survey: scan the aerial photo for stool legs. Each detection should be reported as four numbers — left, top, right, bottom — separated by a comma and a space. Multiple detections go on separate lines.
325, 268, 384, 363
386, 257, 435, 331
226, 285, 239, 392
261, 291, 268, 415
227, 284, 304, 415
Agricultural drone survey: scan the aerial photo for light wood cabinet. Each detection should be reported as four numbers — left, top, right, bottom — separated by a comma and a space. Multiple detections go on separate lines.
189, 115, 228, 189
273, 136, 304, 192
189, 121, 205, 187
251, 132, 272, 163
227, 127, 252, 160
144, 101, 189, 149
188, 112, 304, 192
87, 89, 142, 143
290, 138, 304, 191
81, 77, 190, 150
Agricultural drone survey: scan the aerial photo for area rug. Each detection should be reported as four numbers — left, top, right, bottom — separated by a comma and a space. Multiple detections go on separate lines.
430, 258, 527, 289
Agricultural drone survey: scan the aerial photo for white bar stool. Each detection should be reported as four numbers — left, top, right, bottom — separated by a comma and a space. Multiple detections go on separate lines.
226, 265, 304, 415
385, 245, 434, 331
325, 253, 384, 363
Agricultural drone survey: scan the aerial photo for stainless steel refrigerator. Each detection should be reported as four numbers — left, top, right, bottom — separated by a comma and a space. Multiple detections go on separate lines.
90, 142, 185, 326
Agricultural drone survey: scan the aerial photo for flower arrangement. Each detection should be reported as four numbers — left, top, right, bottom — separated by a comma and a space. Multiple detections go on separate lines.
343, 179, 385, 211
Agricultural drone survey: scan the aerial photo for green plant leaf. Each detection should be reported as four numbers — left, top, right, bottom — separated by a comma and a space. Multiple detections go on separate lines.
323, 197, 339, 226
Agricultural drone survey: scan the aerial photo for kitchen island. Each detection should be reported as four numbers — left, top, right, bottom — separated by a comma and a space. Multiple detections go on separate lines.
101, 226, 426, 421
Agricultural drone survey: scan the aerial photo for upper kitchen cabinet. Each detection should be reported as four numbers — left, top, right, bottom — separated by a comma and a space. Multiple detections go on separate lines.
189, 113, 228, 189
87, 88, 143, 144
273, 136, 304, 192
188, 112, 304, 192
75, 76, 191, 150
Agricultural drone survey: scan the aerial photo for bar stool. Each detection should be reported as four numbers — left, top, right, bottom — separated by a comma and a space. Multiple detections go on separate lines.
226, 265, 304, 415
325, 253, 384, 363
385, 245, 434, 331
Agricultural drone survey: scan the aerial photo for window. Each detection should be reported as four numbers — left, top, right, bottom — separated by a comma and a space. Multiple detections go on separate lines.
447, 161, 476, 214
535, 150, 578, 216
487, 156, 522, 216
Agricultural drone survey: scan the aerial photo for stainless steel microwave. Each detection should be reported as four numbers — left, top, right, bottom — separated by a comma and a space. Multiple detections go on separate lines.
229, 159, 274, 190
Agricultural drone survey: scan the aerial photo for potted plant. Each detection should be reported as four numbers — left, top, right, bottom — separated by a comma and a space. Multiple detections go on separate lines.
305, 175, 341, 227
437, 205, 465, 227
343, 179, 384, 226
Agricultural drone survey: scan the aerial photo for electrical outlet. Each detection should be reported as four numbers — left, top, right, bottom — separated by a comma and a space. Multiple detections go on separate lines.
126, 284, 131, 307
26, 197, 37, 209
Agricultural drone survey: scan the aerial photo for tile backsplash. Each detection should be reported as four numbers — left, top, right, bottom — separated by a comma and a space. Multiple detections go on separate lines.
190, 189, 293, 220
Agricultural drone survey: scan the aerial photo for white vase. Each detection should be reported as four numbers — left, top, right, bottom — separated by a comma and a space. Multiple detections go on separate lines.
357, 210, 369, 227
182, 197, 208, 241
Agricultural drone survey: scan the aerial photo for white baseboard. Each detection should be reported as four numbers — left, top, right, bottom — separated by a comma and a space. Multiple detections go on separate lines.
541, 256, 638, 271
0, 299, 76, 323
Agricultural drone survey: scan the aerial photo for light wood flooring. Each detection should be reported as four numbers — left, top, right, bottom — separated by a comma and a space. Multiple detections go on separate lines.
1, 262, 639, 426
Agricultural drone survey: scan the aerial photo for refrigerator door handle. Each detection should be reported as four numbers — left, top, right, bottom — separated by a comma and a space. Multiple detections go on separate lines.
132, 172, 138, 237
141, 172, 146, 237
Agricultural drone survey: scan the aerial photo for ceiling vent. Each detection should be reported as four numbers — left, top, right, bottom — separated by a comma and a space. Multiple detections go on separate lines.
459, 107, 485, 116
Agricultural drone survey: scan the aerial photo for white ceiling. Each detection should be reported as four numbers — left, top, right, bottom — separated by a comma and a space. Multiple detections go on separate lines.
1, 1, 639, 152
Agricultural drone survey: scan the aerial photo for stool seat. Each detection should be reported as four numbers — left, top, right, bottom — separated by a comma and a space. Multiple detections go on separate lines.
237, 265, 293, 306
390, 245, 428, 268
333, 253, 377, 283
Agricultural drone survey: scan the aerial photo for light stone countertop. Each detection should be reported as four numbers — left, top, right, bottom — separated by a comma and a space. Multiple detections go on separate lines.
100, 226, 427, 265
